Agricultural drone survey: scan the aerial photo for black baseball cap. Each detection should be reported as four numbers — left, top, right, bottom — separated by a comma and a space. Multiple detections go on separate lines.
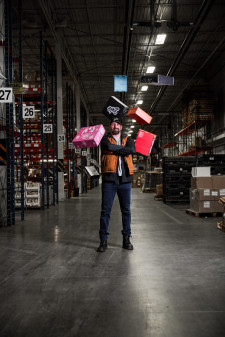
110, 117, 122, 125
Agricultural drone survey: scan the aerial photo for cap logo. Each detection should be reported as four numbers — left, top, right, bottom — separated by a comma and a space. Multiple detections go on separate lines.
107, 106, 120, 115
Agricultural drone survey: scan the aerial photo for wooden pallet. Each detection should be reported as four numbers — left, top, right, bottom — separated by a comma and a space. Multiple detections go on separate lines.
142, 188, 155, 193
154, 196, 163, 201
217, 222, 225, 232
186, 209, 222, 217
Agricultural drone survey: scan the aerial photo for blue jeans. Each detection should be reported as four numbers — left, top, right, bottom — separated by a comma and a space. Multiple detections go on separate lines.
99, 181, 132, 241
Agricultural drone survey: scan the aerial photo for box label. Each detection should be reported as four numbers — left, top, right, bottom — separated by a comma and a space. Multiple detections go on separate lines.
203, 189, 210, 196
220, 189, 225, 196
211, 190, 218, 196
204, 201, 210, 208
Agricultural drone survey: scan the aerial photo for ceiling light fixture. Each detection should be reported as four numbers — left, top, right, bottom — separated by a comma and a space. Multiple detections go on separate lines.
132, 119, 136, 122
155, 34, 167, 45
131, 125, 135, 128
146, 66, 155, 73
137, 100, 143, 104
141, 85, 148, 91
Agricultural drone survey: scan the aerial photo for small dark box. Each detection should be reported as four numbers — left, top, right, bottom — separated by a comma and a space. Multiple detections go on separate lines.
102, 96, 128, 120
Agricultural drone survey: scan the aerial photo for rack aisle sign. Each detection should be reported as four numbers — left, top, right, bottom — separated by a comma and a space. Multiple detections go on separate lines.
23, 105, 35, 119
43, 124, 53, 133
58, 134, 65, 142
0, 88, 13, 103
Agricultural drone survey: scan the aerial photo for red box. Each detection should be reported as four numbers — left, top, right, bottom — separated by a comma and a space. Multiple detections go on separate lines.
135, 130, 156, 156
127, 107, 152, 125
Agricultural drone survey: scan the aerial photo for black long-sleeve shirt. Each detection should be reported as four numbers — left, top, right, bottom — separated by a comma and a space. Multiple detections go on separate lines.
101, 133, 136, 183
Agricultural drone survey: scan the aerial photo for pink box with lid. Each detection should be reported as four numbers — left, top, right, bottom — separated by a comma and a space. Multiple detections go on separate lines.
72, 124, 105, 149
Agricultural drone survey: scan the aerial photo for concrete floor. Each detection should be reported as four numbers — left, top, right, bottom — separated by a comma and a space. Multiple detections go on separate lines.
1, 186, 225, 337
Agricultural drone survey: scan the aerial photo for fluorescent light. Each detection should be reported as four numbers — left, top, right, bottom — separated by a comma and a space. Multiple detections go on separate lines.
146, 66, 155, 73
137, 100, 143, 104
141, 85, 148, 91
132, 119, 136, 122
131, 125, 135, 128
129, 130, 133, 133
155, 34, 166, 45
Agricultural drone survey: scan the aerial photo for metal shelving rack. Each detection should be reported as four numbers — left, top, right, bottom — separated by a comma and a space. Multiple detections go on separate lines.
64, 83, 79, 198
18, 0, 24, 220
13, 30, 58, 214
4, 0, 15, 226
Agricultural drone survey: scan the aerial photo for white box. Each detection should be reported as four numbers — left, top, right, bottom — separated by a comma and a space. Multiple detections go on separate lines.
192, 167, 211, 177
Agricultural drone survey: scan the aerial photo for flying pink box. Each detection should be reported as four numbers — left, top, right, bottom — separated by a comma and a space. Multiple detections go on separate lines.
72, 124, 105, 149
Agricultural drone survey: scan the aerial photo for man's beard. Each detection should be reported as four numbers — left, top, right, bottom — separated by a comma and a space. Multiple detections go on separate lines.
112, 129, 120, 135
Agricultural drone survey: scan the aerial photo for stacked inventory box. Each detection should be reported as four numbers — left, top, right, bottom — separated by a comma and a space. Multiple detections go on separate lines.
182, 86, 214, 128
162, 156, 196, 203
189, 176, 225, 213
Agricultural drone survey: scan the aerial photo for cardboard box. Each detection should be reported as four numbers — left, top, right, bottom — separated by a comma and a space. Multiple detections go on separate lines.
213, 200, 224, 213
127, 107, 152, 125
189, 189, 213, 212
156, 184, 163, 196
212, 175, 225, 189
102, 96, 128, 120
192, 166, 211, 177
191, 177, 213, 189
197, 188, 214, 201
219, 188, 225, 197
135, 130, 156, 156
73, 124, 105, 149
211, 189, 219, 200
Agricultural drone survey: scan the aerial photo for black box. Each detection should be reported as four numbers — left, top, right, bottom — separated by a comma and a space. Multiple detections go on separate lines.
102, 96, 128, 120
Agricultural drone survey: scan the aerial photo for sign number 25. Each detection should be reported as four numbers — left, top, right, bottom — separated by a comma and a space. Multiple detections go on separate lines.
43, 124, 53, 133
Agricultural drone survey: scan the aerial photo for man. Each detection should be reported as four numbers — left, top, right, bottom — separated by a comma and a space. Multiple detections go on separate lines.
97, 116, 136, 252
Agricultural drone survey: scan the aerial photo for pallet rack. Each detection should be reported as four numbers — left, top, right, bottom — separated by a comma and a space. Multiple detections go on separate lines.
2, 2, 59, 225
161, 86, 214, 157
162, 156, 195, 204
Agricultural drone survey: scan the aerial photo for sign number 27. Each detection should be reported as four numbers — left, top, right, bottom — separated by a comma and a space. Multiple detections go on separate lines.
0, 88, 13, 102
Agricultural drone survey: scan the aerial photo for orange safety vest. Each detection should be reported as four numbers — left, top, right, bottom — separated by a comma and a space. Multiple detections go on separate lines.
101, 136, 134, 175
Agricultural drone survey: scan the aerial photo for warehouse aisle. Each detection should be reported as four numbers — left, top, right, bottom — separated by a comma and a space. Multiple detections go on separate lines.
1, 187, 225, 337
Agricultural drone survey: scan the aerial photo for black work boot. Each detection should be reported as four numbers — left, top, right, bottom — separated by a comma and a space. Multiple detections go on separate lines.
123, 235, 133, 250
97, 240, 107, 252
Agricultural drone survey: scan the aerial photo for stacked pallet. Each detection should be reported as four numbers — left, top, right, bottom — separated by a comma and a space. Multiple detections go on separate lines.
162, 155, 225, 204
162, 156, 196, 203
142, 171, 162, 192
182, 86, 214, 127
198, 154, 225, 175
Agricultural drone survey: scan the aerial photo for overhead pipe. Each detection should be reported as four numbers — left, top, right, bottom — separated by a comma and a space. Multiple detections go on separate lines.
149, 0, 215, 114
